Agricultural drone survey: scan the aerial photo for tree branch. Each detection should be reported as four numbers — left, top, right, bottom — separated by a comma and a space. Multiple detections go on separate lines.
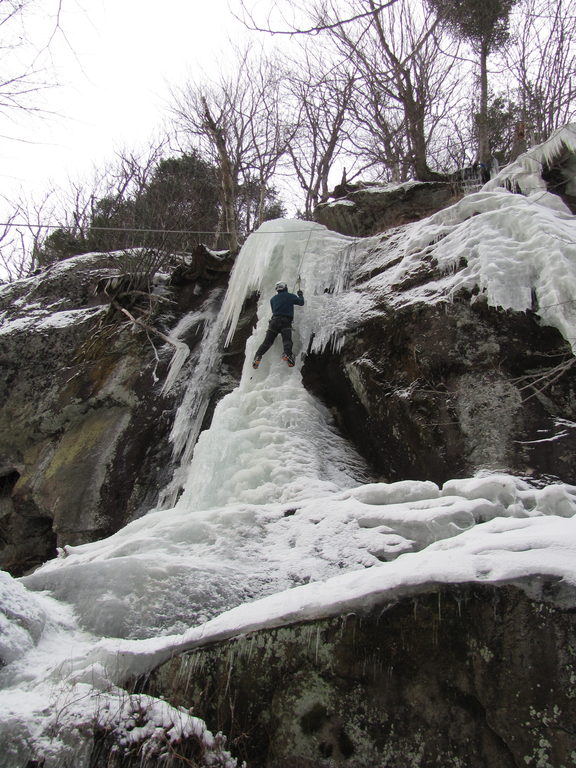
234, 0, 399, 35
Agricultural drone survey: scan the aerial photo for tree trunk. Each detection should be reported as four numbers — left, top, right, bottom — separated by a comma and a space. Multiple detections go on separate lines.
404, 83, 444, 181
201, 97, 239, 253
478, 38, 491, 166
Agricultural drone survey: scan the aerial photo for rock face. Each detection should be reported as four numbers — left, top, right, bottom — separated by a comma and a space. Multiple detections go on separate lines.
308, 178, 576, 489
303, 296, 576, 486
2, 189, 575, 571
315, 181, 462, 237
0, 247, 235, 575
1, 177, 575, 768
143, 584, 576, 768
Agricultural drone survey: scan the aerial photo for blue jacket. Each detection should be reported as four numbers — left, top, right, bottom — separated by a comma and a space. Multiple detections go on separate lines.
270, 290, 304, 319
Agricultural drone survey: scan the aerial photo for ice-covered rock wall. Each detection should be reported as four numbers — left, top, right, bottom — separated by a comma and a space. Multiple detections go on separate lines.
0, 249, 234, 574
1, 129, 576, 767
303, 183, 576, 485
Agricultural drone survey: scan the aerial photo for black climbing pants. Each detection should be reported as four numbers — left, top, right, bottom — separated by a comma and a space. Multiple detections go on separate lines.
255, 315, 293, 358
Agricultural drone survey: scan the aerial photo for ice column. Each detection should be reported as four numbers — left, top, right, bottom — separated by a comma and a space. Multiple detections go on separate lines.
157, 287, 227, 510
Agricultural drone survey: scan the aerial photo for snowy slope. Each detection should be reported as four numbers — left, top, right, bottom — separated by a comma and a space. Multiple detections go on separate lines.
1, 139, 576, 765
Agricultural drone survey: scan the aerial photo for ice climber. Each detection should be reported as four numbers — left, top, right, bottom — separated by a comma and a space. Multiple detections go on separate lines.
252, 281, 305, 369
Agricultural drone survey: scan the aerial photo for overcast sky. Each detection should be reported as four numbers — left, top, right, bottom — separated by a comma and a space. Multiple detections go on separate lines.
0, 0, 250, 207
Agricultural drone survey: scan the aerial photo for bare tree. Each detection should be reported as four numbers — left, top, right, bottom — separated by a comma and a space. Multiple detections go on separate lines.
318, 0, 460, 180
0, 206, 25, 281
0, 188, 58, 278
504, 0, 576, 144
111, 141, 168, 210
0, 0, 69, 116
242, 56, 297, 228
171, 46, 293, 249
285, 48, 356, 217
238, 0, 465, 180
0, 139, 171, 275
236, 0, 400, 35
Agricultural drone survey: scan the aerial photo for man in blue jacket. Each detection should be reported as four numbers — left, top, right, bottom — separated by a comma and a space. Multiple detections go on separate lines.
252, 281, 305, 368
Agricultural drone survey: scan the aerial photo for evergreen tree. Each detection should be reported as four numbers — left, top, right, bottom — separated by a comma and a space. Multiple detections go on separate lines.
87, 152, 221, 254
426, 0, 520, 165
40, 228, 86, 265
40, 152, 223, 263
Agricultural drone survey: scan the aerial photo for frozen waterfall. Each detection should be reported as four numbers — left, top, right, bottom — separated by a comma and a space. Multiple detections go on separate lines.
176, 219, 369, 511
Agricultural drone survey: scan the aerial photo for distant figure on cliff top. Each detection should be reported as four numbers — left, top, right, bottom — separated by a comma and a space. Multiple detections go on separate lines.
252, 281, 305, 369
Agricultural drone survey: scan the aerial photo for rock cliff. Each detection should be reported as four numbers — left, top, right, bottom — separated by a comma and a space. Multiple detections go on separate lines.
2, 130, 576, 767
142, 584, 576, 768
0, 246, 236, 575
303, 278, 576, 487
315, 180, 462, 236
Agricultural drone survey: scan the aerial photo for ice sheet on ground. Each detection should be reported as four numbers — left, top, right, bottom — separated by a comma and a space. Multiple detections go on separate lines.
5, 472, 576, 767
19, 474, 576, 640
18, 490, 576, 686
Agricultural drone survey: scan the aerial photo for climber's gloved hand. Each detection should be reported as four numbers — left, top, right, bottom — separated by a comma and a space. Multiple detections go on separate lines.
297, 290, 303, 297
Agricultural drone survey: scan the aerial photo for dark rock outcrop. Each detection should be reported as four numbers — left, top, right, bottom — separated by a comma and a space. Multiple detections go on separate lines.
303, 297, 576, 486
142, 584, 576, 768
315, 181, 462, 237
0, 248, 235, 575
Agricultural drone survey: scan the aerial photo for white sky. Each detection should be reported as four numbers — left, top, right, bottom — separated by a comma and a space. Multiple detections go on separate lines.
0, 0, 251, 206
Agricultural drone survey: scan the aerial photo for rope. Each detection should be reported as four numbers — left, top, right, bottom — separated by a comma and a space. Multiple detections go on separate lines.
293, 226, 315, 291
0, 222, 323, 235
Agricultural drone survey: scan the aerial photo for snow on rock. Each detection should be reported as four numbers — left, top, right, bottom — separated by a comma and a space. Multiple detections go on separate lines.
0, 682, 238, 768
0, 247, 169, 341
18, 473, 576, 643
6, 474, 574, 712
344, 479, 440, 505
0, 579, 239, 767
0, 306, 106, 337
0, 249, 130, 339
350, 187, 576, 354
57, 503, 576, 695
221, 171, 576, 361
485, 123, 576, 201
93, 693, 238, 768
324, 198, 356, 207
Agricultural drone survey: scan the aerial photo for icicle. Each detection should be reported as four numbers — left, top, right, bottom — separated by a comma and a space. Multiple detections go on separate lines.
486, 123, 576, 198
221, 219, 327, 347
156, 287, 227, 510
161, 342, 190, 395
160, 310, 210, 396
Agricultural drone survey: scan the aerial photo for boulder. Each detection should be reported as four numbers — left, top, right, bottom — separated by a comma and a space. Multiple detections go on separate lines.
142, 584, 576, 768
315, 181, 462, 236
